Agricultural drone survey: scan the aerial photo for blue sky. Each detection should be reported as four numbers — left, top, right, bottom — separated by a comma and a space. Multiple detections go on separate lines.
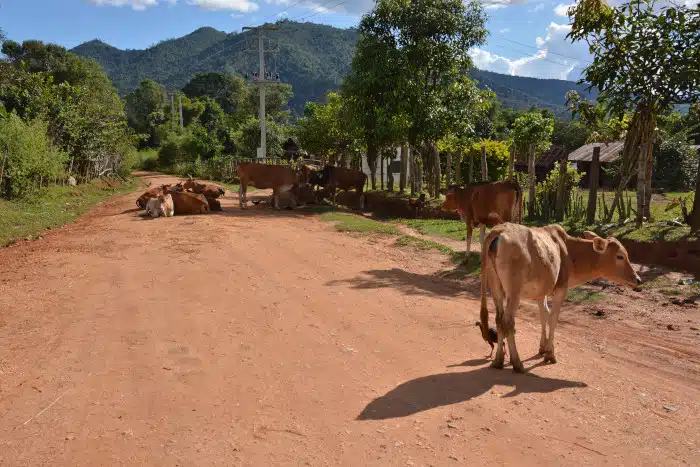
0, 0, 675, 82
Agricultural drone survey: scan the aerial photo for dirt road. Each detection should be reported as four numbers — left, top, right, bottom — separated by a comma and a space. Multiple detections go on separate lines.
1, 173, 699, 466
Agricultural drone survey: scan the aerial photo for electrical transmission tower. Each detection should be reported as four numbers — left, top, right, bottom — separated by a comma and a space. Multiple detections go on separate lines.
243, 25, 281, 160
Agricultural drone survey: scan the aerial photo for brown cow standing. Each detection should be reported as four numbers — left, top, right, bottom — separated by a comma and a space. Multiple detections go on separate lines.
237, 163, 300, 210
315, 166, 367, 210
479, 223, 641, 372
441, 181, 522, 257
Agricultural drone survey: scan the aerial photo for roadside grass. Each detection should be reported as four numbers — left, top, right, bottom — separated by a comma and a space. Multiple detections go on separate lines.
319, 212, 400, 235
395, 235, 453, 253
566, 288, 606, 304
394, 218, 473, 241
0, 178, 143, 247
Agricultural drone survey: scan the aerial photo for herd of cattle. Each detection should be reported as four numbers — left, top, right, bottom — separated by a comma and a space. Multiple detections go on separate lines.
135, 162, 368, 217
134, 163, 643, 374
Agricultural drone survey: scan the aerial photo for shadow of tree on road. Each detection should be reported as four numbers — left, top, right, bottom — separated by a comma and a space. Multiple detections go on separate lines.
357, 366, 587, 420
327, 268, 468, 298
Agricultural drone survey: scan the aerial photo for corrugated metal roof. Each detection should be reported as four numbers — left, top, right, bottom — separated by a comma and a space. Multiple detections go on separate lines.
515, 145, 566, 167
568, 141, 624, 163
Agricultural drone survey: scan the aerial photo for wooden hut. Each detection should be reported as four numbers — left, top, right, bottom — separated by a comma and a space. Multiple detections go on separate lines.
567, 141, 624, 188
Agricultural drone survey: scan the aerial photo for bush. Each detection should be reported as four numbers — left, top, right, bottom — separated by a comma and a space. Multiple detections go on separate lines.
0, 113, 68, 199
460, 139, 510, 182
653, 133, 698, 191
534, 161, 584, 221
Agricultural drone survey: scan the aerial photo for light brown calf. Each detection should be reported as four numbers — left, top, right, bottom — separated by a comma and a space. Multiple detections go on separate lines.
441, 181, 522, 256
237, 163, 300, 210
136, 184, 172, 210
479, 223, 641, 372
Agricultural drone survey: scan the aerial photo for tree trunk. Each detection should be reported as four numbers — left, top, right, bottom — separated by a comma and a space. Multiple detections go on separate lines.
445, 151, 452, 188
690, 148, 700, 233
367, 139, 378, 190
432, 143, 441, 198
387, 156, 394, 192
606, 104, 656, 223
636, 143, 648, 228
380, 153, 384, 191
586, 146, 601, 224
527, 144, 536, 219
415, 148, 423, 194
555, 152, 568, 222
399, 144, 408, 194
508, 147, 515, 180
644, 147, 653, 219
455, 149, 462, 185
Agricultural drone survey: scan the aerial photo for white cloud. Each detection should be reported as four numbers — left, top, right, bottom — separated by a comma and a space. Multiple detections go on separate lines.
87, 0, 161, 10
499, 28, 511, 33
472, 21, 591, 81
554, 3, 574, 17
263, 0, 374, 16
187, 0, 259, 11
529, 3, 545, 12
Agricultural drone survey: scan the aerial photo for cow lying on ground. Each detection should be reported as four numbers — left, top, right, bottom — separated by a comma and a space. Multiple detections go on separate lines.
166, 187, 210, 215
183, 176, 226, 199
144, 186, 175, 218
312, 166, 367, 210
441, 181, 522, 257
205, 197, 222, 211
237, 162, 300, 210
137, 184, 172, 210
479, 223, 641, 372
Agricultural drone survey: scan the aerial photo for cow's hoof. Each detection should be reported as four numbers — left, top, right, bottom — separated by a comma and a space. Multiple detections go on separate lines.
511, 362, 526, 374
490, 359, 504, 370
543, 352, 557, 364
538, 347, 547, 356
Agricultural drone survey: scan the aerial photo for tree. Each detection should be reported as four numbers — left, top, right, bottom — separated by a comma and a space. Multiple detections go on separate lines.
182, 72, 247, 116
511, 112, 554, 218
353, 0, 488, 198
295, 92, 359, 166
234, 117, 288, 160
568, 0, 700, 222
124, 79, 167, 147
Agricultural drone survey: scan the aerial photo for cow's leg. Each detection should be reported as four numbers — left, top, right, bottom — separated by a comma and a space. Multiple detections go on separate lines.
239, 183, 247, 209
505, 291, 525, 373
543, 289, 566, 364
273, 188, 281, 210
489, 273, 507, 370
538, 298, 550, 355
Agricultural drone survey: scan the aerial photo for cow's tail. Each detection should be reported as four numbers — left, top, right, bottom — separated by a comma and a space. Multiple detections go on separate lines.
479, 231, 502, 341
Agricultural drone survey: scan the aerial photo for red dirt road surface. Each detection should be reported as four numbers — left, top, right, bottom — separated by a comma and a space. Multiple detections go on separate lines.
1, 173, 699, 466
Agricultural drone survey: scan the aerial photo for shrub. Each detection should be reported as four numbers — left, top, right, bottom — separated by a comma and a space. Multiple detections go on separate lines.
653, 133, 698, 192
0, 113, 67, 199
460, 139, 510, 182
534, 161, 584, 221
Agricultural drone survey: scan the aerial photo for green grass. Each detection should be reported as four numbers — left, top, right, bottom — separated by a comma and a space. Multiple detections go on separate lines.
0, 178, 142, 247
319, 212, 400, 235
566, 288, 606, 304
395, 235, 454, 253
395, 218, 473, 241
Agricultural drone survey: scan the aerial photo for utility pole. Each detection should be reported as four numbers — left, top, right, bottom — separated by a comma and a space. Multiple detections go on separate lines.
243, 25, 280, 159
178, 93, 184, 129
170, 94, 176, 129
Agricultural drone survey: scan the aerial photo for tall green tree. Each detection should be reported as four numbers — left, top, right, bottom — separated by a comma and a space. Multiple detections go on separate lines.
511, 111, 554, 218
568, 0, 700, 221
351, 0, 488, 198
124, 79, 167, 147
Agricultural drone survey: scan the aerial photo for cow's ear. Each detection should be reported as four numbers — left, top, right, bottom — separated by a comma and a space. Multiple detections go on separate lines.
582, 231, 599, 240
592, 236, 608, 253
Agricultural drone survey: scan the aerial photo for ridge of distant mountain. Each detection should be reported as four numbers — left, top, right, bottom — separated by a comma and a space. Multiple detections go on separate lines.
71, 21, 595, 117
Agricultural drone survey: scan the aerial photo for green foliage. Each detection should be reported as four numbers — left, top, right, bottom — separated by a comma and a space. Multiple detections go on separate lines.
295, 92, 358, 163
182, 72, 247, 116
461, 139, 511, 182
124, 79, 167, 146
511, 111, 555, 155
0, 114, 68, 198
568, 0, 699, 115
320, 212, 400, 235
533, 161, 584, 221
653, 133, 698, 192
552, 118, 590, 150
233, 117, 288, 159
395, 235, 453, 254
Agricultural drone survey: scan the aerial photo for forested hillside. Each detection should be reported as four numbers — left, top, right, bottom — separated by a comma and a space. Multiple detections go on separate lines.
72, 20, 595, 117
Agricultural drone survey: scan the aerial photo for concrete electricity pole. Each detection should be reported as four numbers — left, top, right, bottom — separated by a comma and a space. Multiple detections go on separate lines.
178, 93, 184, 129
243, 25, 280, 159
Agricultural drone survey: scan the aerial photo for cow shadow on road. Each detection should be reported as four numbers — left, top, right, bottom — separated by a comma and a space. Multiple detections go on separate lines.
357, 366, 587, 420
326, 268, 477, 298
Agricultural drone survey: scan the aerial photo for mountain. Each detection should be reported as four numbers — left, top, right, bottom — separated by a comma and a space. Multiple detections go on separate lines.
71, 21, 595, 117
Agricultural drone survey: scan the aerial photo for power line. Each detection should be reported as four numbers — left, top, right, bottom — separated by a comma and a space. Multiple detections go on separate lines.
298, 0, 349, 22
493, 35, 592, 64
287, 0, 341, 22
263, 0, 309, 22
488, 43, 581, 69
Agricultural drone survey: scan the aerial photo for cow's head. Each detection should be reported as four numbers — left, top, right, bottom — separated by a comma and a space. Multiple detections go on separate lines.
582, 231, 642, 288
441, 186, 461, 211
182, 178, 197, 191
170, 182, 184, 192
